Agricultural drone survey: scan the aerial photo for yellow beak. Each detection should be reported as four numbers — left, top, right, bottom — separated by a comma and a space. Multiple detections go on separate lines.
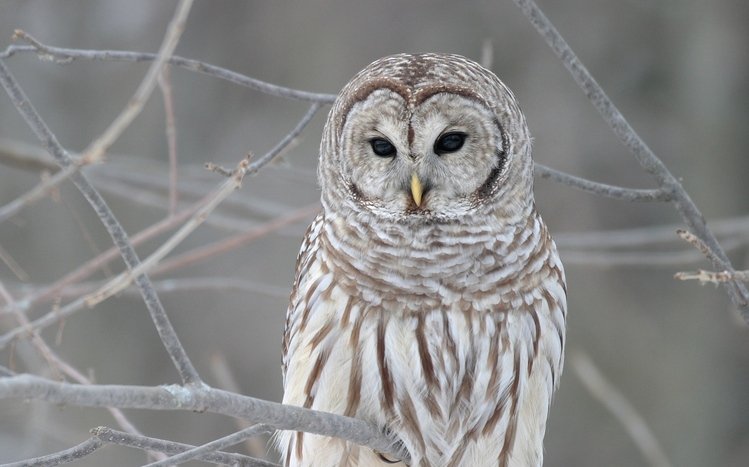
410, 172, 423, 206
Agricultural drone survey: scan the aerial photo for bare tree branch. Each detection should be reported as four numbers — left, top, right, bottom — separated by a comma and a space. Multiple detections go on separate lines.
0, 242, 28, 282
674, 229, 725, 265
554, 216, 749, 249
1, 437, 104, 467
158, 66, 180, 216
83, 101, 321, 306
26, 200, 202, 307
247, 103, 322, 173
0, 375, 407, 462
511, 0, 749, 316
153, 204, 318, 276
0, 46, 201, 386
19, 0, 194, 165
209, 353, 271, 458
0, 163, 80, 224
572, 351, 673, 467
0, 42, 336, 104
92, 426, 277, 466
674, 269, 749, 284
143, 424, 273, 467
83, 154, 253, 306
534, 164, 671, 202
0, 280, 168, 461
0, 205, 313, 350
8, 277, 289, 302
0, 0, 194, 232
561, 236, 746, 267
3, 427, 270, 467
0, 137, 59, 172
674, 230, 749, 283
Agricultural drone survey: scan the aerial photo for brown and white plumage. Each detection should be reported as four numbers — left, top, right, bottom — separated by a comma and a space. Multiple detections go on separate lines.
280, 53, 566, 467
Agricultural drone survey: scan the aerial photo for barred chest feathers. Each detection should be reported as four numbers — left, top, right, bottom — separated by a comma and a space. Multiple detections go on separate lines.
281, 207, 566, 467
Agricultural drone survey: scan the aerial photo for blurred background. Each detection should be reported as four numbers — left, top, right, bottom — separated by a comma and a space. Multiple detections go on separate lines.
1, 0, 748, 465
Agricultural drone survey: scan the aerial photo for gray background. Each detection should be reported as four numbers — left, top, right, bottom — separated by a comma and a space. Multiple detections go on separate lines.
1, 0, 748, 465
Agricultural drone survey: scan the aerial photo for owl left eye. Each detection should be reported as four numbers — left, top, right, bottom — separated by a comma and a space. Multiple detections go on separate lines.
370, 138, 397, 157
434, 132, 467, 155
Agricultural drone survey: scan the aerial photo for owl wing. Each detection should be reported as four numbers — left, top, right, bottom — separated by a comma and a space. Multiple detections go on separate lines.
282, 212, 325, 383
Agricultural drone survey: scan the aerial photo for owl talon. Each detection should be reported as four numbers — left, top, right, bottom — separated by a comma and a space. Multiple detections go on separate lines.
377, 452, 402, 464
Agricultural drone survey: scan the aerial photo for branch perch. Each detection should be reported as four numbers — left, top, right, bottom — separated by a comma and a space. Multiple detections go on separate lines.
0, 375, 407, 463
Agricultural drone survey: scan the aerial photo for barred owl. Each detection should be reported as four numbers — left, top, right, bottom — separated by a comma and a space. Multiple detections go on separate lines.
280, 53, 567, 467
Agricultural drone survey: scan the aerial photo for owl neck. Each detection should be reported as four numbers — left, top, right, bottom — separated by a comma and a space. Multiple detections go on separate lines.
318, 199, 547, 304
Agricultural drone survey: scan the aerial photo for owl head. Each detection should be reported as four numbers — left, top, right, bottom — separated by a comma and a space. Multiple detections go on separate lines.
319, 53, 534, 224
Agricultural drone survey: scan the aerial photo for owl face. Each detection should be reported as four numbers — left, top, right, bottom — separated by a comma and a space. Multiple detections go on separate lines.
320, 54, 533, 223
340, 89, 506, 218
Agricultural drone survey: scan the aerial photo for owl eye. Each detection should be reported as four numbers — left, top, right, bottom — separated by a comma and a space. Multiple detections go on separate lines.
434, 132, 467, 155
370, 138, 397, 157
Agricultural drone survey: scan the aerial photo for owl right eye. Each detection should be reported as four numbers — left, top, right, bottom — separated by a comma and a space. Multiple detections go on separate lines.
370, 138, 396, 157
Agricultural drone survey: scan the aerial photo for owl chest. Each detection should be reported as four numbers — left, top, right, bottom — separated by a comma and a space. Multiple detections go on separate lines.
288, 228, 563, 464
300, 288, 539, 465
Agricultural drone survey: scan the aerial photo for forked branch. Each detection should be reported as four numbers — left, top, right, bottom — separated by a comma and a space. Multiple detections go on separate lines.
0, 375, 407, 462
511, 0, 749, 317
0, 0, 203, 386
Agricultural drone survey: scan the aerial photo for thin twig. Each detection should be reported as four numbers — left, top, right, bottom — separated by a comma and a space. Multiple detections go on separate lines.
512, 0, 749, 315
83, 102, 320, 305
92, 163, 311, 220
0, 163, 79, 224
0, 437, 103, 467
0, 201, 309, 349
205, 162, 234, 178
673, 229, 749, 284
0, 375, 408, 462
83, 155, 253, 306
26, 199, 202, 307
60, 194, 114, 278
0, 282, 62, 379
572, 352, 673, 467
0, 136, 59, 172
0, 242, 29, 281
0, 282, 168, 461
91, 426, 274, 466
0, 136, 305, 225
153, 203, 318, 276
561, 236, 746, 267
33, 0, 194, 164
555, 216, 749, 250
8, 277, 290, 302
0, 296, 85, 351
675, 269, 749, 285
93, 177, 276, 231
158, 66, 180, 215
209, 353, 269, 457
675, 229, 724, 265
535, 164, 670, 202
0, 37, 201, 386
246, 103, 321, 173
143, 424, 273, 467
0, 43, 336, 103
